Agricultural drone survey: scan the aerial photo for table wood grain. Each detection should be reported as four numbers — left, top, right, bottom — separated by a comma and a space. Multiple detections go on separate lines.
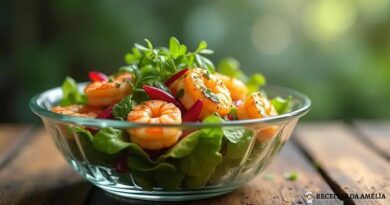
0, 121, 389, 205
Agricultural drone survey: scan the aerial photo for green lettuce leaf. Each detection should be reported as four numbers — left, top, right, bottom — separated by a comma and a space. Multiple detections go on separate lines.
126, 143, 154, 163
159, 131, 200, 161
72, 126, 94, 141
180, 115, 224, 187
227, 130, 253, 160
271, 96, 293, 114
222, 127, 246, 143
155, 170, 184, 191
93, 128, 131, 154
59, 77, 87, 106
183, 173, 211, 188
71, 127, 117, 166
127, 157, 175, 172
131, 170, 154, 191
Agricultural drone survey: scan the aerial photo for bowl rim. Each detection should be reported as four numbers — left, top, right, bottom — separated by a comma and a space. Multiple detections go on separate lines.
29, 83, 311, 128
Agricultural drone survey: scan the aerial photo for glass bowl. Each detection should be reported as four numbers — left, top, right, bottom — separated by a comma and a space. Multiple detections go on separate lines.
29, 84, 310, 201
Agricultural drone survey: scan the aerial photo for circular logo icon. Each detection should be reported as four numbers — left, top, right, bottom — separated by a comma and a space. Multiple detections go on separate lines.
305, 191, 314, 204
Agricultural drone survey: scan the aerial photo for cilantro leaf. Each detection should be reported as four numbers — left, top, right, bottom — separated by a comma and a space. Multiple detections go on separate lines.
112, 95, 135, 120
271, 96, 293, 114
169, 37, 187, 58
59, 77, 87, 106
194, 41, 208, 53
124, 37, 216, 83
93, 128, 131, 154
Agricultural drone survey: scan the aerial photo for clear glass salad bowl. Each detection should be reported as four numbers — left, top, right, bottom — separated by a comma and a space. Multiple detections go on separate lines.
29, 83, 310, 201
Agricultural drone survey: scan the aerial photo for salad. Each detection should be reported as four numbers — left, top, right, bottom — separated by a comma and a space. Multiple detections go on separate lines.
51, 37, 292, 190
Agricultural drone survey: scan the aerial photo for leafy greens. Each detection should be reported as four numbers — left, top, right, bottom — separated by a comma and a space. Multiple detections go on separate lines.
59, 77, 87, 106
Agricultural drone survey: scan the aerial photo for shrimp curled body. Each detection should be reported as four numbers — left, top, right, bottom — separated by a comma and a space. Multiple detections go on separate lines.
237, 92, 278, 142
237, 92, 277, 120
215, 73, 248, 101
84, 72, 133, 107
51, 105, 102, 140
51, 105, 102, 118
169, 68, 232, 119
127, 100, 182, 150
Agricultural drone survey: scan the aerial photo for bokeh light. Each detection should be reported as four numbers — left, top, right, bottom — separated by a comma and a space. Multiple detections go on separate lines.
251, 15, 291, 55
304, 0, 356, 43
1, 0, 390, 122
184, 6, 227, 46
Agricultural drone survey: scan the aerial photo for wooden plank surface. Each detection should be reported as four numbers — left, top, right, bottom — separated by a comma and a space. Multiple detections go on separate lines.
0, 128, 91, 205
88, 142, 342, 205
353, 121, 390, 160
3, 122, 390, 204
294, 122, 390, 205
0, 125, 32, 168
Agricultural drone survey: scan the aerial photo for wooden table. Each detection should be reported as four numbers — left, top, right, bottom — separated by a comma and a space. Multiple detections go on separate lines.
0, 121, 389, 205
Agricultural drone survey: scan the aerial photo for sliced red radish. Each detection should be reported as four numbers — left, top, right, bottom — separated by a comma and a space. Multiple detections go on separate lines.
115, 155, 129, 173
86, 127, 99, 134
89, 71, 108, 82
96, 105, 113, 119
227, 114, 234, 121
143, 85, 186, 113
182, 100, 203, 122
164, 68, 189, 87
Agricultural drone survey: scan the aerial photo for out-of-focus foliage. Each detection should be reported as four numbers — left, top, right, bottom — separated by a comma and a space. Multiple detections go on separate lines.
1, 0, 389, 122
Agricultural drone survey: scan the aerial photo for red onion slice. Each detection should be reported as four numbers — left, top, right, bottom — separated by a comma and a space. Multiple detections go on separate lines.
164, 68, 189, 87
182, 100, 203, 122
115, 155, 129, 173
96, 105, 113, 119
143, 85, 186, 113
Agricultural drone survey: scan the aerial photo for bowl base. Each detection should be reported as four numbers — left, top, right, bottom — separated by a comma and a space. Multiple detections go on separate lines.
94, 183, 240, 201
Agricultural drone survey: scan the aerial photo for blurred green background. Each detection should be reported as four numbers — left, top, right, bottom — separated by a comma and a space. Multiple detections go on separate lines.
1, 0, 389, 123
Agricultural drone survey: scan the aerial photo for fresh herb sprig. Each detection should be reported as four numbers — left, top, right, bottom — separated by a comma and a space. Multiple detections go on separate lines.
121, 37, 215, 103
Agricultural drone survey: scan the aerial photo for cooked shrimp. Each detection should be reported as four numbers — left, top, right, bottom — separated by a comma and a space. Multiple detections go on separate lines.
215, 73, 248, 101
127, 100, 182, 150
237, 92, 277, 120
169, 68, 232, 119
84, 72, 133, 107
52, 105, 103, 140
51, 104, 102, 118
237, 92, 278, 142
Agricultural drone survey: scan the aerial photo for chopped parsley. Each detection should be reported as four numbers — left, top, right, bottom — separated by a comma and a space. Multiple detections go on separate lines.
203, 88, 220, 103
